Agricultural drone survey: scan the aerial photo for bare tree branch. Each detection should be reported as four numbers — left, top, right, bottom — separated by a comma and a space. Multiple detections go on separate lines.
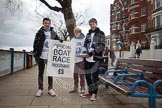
58, 20, 63, 31
77, 21, 85, 26
54, 18, 70, 41
35, 9, 44, 18
76, 14, 82, 21
5, 0, 23, 17
75, 8, 90, 26
40, 0, 62, 12
56, 0, 63, 7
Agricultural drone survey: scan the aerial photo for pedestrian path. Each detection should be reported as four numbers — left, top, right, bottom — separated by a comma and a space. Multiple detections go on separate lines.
0, 66, 161, 108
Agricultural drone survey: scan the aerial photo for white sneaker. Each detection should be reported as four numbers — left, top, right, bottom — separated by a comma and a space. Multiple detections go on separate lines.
80, 89, 85, 94
48, 89, 56, 97
35, 89, 43, 97
90, 94, 97, 101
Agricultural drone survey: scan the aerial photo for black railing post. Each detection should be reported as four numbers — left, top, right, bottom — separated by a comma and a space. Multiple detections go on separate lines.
10, 48, 14, 75
23, 50, 26, 69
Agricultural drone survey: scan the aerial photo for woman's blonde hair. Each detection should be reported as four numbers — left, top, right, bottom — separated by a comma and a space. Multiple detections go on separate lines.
74, 27, 82, 33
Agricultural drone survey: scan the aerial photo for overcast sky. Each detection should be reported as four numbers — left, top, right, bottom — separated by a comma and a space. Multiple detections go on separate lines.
0, 0, 113, 51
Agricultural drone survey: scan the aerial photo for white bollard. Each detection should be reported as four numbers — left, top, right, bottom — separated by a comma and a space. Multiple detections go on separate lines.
130, 42, 135, 58
150, 38, 156, 59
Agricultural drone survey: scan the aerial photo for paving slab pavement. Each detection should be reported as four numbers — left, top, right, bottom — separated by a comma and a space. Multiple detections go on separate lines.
0, 66, 161, 108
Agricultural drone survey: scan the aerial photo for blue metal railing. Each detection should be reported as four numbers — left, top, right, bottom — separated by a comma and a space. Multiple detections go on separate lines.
0, 48, 36, 76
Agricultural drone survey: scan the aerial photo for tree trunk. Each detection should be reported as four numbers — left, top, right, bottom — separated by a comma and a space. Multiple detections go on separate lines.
62, 1, 76, 39
39, 0, 76, 39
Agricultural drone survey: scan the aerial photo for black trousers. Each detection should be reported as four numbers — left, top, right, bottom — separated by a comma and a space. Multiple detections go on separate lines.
84, 60, 99, 95
37, 58, 53, 90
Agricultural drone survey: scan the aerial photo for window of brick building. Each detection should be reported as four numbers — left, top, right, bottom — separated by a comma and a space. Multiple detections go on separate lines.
112, 34, 116, 39
141, 23, 146, 32
117, 23, 120, 30
117, 13, 121, 20
130, 25, 136, 34
154, 0, 161, 9
123, 23, 126, 31
131, 0, 135, 4
141, 7, 146, 16
153, 15, 161, 29
130, 10, 135, 19
112, 24, 116, 30
156, 15, 161, 28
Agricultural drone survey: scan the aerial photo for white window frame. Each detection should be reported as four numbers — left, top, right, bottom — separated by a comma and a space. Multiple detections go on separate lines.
117, 23, 120, 30
130, 10, 135, 19
130, 25, 136, 34
154, 15, 161, 29
131, 0, 135, 4
112, 24, 117, 30
141, 7, 146, 16
112, 34, 116, 39
156, 15, 161, 28
154, 0, 161, 10
141, 23, 146, 32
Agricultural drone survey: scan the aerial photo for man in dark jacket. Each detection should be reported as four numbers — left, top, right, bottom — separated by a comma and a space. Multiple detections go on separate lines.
33, 18, 62, 97
81, 18, 105, 101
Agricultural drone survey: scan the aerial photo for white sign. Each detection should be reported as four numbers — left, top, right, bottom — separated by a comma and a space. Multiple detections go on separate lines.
46, 40, 76, 78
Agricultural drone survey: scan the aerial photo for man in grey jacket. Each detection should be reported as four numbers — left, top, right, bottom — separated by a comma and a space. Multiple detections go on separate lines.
81, 18, 105, 101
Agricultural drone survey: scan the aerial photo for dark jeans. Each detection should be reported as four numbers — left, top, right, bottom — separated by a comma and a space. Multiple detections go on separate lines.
37, 58, 53, 90
136, 53, 140, 59
84, 60, 99, 95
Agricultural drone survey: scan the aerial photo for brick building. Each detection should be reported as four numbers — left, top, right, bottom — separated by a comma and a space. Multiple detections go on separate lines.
146, 0, 162, 48
110, 0, 162, 50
